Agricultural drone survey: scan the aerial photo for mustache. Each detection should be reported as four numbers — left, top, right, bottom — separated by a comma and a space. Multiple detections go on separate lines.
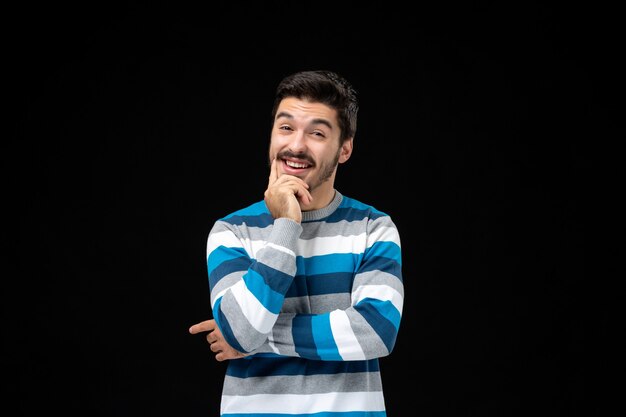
276, 151, 315, 166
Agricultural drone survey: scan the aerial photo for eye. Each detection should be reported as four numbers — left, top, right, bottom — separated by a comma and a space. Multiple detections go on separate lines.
279, 125, 293, 131
311, 130, 326, 138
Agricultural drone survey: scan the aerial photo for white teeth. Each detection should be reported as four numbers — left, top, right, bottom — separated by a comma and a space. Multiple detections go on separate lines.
286, 160, 308, 168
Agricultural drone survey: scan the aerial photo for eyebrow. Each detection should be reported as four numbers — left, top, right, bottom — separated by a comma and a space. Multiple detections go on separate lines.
275, 111, 333, 130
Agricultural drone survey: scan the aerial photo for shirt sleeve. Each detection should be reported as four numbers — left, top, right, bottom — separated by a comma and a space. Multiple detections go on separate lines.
252, 216, 404, 361
207, 217, 303, 353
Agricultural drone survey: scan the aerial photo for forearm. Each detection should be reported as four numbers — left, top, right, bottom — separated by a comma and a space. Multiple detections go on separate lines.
253, 277, 404, 361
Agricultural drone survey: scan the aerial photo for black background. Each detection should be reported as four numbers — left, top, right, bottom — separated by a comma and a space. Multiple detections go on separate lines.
5, 1, 615, 416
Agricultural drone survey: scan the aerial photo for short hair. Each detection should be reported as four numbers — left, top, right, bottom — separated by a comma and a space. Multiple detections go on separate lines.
271, 70, 359, 143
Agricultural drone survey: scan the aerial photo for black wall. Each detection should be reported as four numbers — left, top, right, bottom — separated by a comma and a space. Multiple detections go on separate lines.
6, 2, 612, 416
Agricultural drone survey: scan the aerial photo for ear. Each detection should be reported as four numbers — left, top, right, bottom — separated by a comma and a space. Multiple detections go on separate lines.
338, 138, 353, 164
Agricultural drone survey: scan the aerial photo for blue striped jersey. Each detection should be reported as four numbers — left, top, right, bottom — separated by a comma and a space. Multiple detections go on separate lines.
207, 191, 404, 416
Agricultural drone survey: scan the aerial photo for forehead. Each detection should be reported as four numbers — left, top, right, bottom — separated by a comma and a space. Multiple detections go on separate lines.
275, 97, 338, 126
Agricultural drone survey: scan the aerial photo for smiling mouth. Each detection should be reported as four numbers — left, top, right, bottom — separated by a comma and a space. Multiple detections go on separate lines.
285, 159, 311, 169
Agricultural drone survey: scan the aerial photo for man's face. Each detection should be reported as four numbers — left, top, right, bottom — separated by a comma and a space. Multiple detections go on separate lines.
268, 97, 352, 194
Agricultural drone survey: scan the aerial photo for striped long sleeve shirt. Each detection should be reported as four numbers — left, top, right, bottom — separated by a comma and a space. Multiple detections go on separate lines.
207, 190, 404, 417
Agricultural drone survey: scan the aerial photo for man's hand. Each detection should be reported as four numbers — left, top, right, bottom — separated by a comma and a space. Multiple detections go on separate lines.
189, 319, 247, 362
264, 158, 312, 223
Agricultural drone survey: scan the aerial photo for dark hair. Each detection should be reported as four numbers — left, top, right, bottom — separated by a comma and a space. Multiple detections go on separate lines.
271, 70, 359, 143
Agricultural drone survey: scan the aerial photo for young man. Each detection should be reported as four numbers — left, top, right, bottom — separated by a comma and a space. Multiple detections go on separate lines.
189, 70, 404, 416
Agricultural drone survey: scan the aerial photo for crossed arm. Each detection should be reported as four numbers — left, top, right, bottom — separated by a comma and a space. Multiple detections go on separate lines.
189, 219, 403, 363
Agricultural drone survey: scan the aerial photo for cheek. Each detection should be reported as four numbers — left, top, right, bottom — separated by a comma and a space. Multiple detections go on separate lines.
269, 134, 292, 155
268, 142, 280, 159
269, 133, 285, 147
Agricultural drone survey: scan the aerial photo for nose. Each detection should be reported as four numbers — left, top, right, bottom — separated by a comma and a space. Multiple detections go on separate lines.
288, 131, 307, 153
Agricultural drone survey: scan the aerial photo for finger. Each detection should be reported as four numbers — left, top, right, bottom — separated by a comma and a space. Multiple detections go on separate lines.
188, 319, 215, 334
278, 178, 312, 204
268, 157, 278, 185
296, 187, 313, 205
273, 174, 309, 190
296, 191, 313, 205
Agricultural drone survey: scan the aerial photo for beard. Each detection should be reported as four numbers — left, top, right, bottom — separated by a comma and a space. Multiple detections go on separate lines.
268, 147, 341, 193
311, 147, 340, 191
